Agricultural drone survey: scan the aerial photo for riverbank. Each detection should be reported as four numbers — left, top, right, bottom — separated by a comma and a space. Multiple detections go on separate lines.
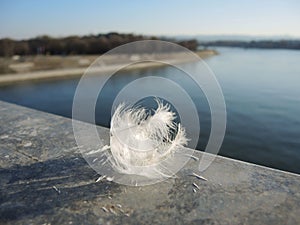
201, 40, 300, 50
0, 50, 217, 85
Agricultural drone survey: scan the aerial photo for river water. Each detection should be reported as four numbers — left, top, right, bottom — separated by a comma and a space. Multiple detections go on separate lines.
1, 47, 299, 174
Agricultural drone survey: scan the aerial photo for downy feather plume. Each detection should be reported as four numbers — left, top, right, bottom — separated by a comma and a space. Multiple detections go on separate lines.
109, 99, 188, 178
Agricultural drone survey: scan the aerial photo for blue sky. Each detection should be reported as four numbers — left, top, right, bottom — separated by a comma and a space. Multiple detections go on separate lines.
0, 0, 300, 39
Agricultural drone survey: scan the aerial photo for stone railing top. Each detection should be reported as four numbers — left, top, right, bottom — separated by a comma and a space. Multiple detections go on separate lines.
0, 100, 299, 225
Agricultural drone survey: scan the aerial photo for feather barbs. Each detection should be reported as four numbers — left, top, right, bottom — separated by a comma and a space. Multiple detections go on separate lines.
109, 99, 188, 178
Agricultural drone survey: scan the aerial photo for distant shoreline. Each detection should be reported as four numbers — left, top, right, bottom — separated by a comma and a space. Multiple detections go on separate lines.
0, 50, 217, 85
201, 40, 300, 50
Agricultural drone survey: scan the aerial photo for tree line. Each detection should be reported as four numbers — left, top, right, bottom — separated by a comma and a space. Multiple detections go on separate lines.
0, 33, 198, 57
201, 40, 300, 50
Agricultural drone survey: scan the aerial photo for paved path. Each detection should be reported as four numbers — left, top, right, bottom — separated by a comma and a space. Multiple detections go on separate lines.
0, 51, 216, 85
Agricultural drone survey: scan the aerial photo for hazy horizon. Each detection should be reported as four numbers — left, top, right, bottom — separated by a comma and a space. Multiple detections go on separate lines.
1, 32, 300, 42
1, 0, 300, 40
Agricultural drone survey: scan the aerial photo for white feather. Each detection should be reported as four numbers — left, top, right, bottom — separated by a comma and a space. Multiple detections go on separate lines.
109, 99, 188, 178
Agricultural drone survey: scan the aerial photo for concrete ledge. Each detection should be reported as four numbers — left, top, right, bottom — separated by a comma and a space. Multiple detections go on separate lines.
0, 100, 299, 224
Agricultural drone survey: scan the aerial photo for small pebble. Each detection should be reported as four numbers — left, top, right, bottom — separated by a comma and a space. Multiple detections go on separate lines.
193, 182, 200, 190
96, 175, 106, 182
106, 176, 114, 182
109, 207, 117, 215
92, 158, 98, 163
0, 135, 9, 139
191, 172, 208, 181
101, 206, 109, 212
23, 141, 32, 147
52, 185, 61, 194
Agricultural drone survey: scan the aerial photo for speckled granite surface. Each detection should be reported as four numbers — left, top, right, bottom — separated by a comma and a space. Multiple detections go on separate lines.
0, 100, 299, 225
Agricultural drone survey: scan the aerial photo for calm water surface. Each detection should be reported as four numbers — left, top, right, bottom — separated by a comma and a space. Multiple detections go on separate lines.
1, 47, 300, 173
